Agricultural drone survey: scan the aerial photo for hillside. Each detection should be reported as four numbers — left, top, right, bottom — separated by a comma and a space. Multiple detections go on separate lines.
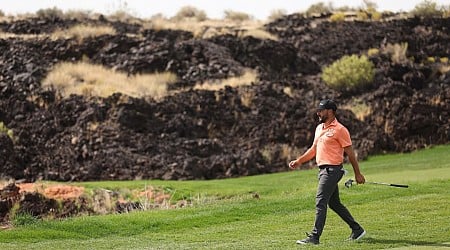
0, 13, 449, 182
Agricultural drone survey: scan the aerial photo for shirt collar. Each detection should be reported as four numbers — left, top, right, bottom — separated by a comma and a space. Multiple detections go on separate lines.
322, 118, 338, 129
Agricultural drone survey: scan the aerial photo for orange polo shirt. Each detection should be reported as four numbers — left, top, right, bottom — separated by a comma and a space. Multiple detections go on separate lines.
313, 118, 352, 166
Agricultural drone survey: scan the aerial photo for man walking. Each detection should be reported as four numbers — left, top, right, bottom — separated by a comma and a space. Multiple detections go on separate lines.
289, 99, 366, 245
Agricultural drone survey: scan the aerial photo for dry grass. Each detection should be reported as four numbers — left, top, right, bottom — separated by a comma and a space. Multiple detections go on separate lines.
0, 16, 11, 22
239, 90, 255, 108
268, 9, 287, 22
367, 48, 380, 57
330, 12, 346, 22
0, 32, 45, 40
63, 10, 96, 20
146, 17, 277, 40
382, 42, 409, 64
51, 24, 116, 41
43, 62, 259, 100
193, 69, 258, 91
2, 14, 277, 41
239, 28, 278, 40
343, 98, 372, 121
42, 62, 177, 99
0, 23, 123, 41
439, 65, 450, 74
282, 86, 294, 98
436, 56, 450, 74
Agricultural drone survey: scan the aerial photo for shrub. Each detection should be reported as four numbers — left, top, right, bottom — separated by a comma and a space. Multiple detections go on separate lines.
108, 10, 136, 22
64, 10, 94, 20
107, 0, 137, 22
224, 10, 251, 22
305, 2, 332, 16
0, 9, 5, 17
411, 0, 443, 17
268, 9, 287, 21
330, 12, 345, 22
360, 0, 382, 20
36, 7, 64, 19
371, 11, 382, 20
363, 0, 378, 10
443, 5, 450, 17
172, 6, 207, 22
382, 42, 409, 64
356, 11, 369, 20
322, 55, 375, 92
367, 48, 380, 57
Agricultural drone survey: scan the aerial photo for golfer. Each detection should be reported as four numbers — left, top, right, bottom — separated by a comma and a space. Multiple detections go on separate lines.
289, 99, 366, 245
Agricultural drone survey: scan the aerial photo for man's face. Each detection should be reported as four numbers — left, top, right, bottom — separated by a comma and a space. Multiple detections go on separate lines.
316, 109, 330, 123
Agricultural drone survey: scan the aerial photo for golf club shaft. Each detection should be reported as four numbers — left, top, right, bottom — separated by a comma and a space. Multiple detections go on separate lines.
367, 181, 408, 188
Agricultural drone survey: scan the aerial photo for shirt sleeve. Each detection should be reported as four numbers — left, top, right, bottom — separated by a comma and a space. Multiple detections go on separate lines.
338, 126, 352, 148
312, 124, 321, 146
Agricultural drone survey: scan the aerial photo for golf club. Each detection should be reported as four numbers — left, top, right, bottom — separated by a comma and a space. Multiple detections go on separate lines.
344, 179, 408, 188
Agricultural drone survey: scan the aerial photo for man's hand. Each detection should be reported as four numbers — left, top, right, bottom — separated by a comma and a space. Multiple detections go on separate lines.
355, 173, 365, 184
289, 160, 299, 169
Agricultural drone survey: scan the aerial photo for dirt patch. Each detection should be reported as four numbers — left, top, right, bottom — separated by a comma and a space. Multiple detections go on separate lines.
13, 183, 84, 200
44, 185, 85, 200
0, 182, 183, 228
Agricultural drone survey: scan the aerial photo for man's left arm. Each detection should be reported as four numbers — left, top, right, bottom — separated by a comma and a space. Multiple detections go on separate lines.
344, 146, 365, 184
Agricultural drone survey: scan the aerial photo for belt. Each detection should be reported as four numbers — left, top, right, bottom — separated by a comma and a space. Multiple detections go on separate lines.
318, 164, 343, 169
319, 164, 343, 174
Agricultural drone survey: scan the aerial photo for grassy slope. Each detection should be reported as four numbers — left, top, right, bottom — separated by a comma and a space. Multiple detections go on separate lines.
0, 144, 449, 249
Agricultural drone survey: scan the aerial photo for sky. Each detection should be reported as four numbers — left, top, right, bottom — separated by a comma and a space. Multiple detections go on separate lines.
0, 0, 449, 20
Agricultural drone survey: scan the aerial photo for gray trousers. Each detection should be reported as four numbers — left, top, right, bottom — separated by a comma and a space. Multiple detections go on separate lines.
311, 166, 361, 238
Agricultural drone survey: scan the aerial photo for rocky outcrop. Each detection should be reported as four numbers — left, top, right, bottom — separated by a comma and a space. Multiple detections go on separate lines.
0, 15, 448, 182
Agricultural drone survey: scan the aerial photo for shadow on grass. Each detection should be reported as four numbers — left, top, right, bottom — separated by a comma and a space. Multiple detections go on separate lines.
363, 237, 450, 248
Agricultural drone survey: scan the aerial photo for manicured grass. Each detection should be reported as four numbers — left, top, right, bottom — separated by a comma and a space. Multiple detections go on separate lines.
0, 144, 449, 249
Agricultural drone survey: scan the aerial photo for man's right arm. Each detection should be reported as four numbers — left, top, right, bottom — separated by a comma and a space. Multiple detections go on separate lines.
344, 146, 365, 184
289, 146, 316, 169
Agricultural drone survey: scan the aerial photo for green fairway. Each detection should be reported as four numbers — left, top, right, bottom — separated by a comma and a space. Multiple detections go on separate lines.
0, 144, 449, 249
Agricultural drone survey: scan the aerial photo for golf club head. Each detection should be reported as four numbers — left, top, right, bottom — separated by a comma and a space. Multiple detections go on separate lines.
344, 179, 354, 188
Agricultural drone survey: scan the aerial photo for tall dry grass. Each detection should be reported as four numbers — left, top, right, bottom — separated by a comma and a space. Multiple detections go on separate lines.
0, 32, 45, 40
51, 24, 116, 41
146, 17, 277, 40
193, 69, 258, 91
342, 98, 372, 121
42, 62, 177, 99
382, 42, 409, 64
